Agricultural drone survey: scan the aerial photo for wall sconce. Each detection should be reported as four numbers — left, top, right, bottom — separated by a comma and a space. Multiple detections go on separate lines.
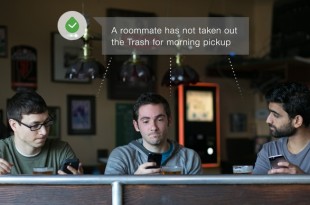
65, 27, 104, 80
161, 53, 199, 86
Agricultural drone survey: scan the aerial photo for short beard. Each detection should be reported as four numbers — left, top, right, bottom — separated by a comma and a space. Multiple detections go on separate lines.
269, 124, 297, 138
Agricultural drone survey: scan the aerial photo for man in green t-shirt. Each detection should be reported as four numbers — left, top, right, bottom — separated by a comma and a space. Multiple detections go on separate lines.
0, 90, 83, 175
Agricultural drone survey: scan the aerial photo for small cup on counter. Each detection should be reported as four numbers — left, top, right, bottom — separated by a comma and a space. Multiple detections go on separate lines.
232, 165, 253, 174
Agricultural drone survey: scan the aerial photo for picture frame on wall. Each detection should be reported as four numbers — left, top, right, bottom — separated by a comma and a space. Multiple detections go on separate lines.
106, 8, 157, 100
67, 95, 96, 135
51, 32, 89, 83
47, 106, 61, 139
230, 113, 247, 132
0, 25, 8, 58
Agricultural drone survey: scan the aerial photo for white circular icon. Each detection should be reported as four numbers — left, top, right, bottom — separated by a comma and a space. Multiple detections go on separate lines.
57, 11, 87, 40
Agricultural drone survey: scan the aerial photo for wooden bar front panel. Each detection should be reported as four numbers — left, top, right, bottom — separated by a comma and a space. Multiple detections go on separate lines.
124, 184, 310, 205
0, 185, 112, 205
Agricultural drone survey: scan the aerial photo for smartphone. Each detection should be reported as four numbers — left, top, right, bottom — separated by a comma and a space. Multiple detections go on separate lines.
269, 155, 286, 169
60, 158, 80, 174
147, 153, 162, 169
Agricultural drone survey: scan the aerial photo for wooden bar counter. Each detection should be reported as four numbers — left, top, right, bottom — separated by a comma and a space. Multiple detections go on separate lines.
1, 175, 310, 205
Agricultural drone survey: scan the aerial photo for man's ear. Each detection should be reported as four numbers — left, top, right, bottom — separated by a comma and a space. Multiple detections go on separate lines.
293, 115, 303, 128
8, 119, 18, 132
133, 120, 140, 132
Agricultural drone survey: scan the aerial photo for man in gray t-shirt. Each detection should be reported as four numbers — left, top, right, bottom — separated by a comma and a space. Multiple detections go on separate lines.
253, 82, 310, 174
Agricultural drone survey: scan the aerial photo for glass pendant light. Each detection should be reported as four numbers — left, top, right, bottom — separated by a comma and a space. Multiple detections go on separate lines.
161, 53, 199, 86
65, 27, 104, 80
120, 52, 152, 84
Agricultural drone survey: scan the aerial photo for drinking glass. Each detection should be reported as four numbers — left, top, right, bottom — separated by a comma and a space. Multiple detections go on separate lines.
161, 166, 183, 175
33, 167, 54, 175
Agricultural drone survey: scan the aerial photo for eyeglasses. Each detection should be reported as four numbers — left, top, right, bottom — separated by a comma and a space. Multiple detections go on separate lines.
14, 116, 54, 131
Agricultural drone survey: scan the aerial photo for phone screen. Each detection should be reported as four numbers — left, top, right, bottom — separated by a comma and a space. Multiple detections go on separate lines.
147, 153, 162, 169
60, 158, 80, 174
269, 155, 286, 169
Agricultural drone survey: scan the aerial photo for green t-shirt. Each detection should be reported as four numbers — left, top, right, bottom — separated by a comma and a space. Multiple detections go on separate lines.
0, 137, 77, 175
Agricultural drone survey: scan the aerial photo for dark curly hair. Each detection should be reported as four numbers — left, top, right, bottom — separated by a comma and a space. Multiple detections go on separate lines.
265, 82, 310, 127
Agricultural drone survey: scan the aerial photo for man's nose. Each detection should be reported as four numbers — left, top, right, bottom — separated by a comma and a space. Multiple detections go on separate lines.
150, 121, 158, 130
38, 125, 47, 135
266, 114, 272, 124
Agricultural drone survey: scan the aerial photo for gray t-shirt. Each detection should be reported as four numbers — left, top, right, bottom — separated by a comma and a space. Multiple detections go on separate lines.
104, 138, 202, 175
0, 137, 77, 174
253, 137, 310, 174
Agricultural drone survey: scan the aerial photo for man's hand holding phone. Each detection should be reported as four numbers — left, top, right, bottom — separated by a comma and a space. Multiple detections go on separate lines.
146, 153, 162, 169
134, 153, 162, 175
269, 155, 286, 169
134, 162, 161, 175
268, 155, 304, 174
58, 158, 83, 175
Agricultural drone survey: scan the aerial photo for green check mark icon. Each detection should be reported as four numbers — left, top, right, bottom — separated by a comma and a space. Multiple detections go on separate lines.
65, 17, 79, 33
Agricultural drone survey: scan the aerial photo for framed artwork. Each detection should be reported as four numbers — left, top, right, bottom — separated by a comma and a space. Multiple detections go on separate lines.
51, 32, 89, 83
67, 95, 96, 135
11, 45, 37, 90
106, 8, 157, 100
230, 113, 247, 132
0, 26, 8, 57
47, 106, 61, 139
